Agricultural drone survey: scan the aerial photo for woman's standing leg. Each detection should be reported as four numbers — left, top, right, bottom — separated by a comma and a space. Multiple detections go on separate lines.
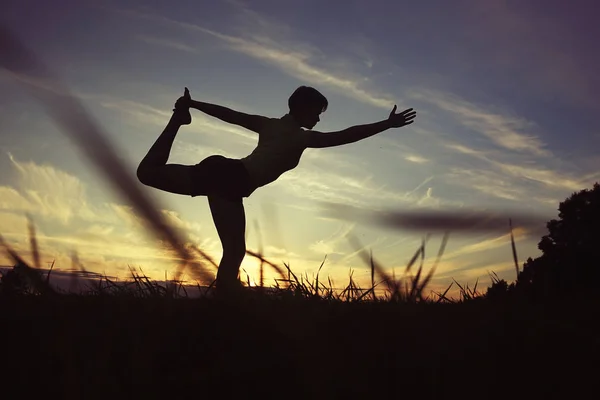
208, 195, 247, 291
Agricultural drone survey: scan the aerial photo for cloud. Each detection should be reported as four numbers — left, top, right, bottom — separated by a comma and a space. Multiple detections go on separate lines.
161, 209, 204, 234
279, 162, 461, 212
0, 186, 34, 213
432, 258, 517, 287
444, 142, 587, 196
375, 138, 433, 168
410, 89, 549, 156
307, 222, 355, 257
116, 7, 396, 110
264, 245, 299, 259
404, 176, 433, 203
1, 70, 70, 97
496, 164, 584, 192
441, 229, 528, 262
0, 154, 218, 280
172, 141, 244, 163
136, 34, 198, 54
309, 240, 341, 256
6, 153, 93, 224
0, 211, 31, 240
99, 98, 173, 127
446, 168, 524, 201
405, 155, 429, 164
280, 168, 382, 208
300, 148, 365, 171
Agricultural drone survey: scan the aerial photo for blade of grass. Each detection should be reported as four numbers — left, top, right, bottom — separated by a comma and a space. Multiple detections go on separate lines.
246, 249, 287, 283
45, 259, 55, 285
509, 218, 520, 280
0, 234, 55, 295
418, 232, 450, 298
314, 255, 327, 298
347, 233, 399, 295
434, 281, 454, 303
27, 214, 41, 270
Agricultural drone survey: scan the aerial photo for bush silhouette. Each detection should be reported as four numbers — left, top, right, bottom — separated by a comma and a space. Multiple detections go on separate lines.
485, 272, 515, 300
0, 264, 30, 296
517, 182, 600, 297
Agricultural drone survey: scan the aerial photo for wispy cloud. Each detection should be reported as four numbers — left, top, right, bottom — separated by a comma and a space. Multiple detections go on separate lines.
432, 259, 515, 286
309, 222, 355, 257
403, 176, 434, 199
99, 99, 172, 127
441, 229, 529, 262
6, 152, 92, 224
0, 154, 222, 279
445, 142, 587, 195
136, 34, 198, 54
375, 137, 433, 168
405, 155, 429, 164
279, 166, 457, 211
264, 245, 299, 259
410, 89, 549, 156
113, 7, 396, 110
446, 167, 524, 201
497, 163, 585, 192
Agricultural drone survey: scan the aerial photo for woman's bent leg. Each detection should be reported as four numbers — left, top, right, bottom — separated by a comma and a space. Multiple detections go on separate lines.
136, 114, 195, 195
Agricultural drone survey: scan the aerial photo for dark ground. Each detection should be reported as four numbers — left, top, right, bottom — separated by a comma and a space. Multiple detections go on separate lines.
1, 294, 598, 399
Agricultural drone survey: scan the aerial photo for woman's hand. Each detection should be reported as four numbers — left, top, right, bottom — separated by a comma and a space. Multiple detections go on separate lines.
387, 105, 416, 128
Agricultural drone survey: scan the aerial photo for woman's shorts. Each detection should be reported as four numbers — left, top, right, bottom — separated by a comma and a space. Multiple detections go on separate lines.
189, 155, 256, 201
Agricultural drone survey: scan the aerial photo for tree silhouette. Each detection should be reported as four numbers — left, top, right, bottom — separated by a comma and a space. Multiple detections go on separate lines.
517, 182, 600, 297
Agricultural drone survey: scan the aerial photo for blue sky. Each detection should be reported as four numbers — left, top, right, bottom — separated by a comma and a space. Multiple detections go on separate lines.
1, 0, 598, 296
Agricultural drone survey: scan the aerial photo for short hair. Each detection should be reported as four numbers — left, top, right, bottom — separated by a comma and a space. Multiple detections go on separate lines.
288, 86, 328, 114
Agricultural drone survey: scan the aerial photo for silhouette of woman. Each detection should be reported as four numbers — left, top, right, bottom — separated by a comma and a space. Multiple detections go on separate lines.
136, 86, 416, 292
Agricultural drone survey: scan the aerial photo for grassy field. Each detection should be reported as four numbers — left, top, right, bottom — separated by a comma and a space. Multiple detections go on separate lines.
1, 221, 598, 398
1, 291, 598, 399
1, 249, 599, 399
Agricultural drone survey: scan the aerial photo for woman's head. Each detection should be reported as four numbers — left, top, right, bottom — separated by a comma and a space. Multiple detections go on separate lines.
288, 86, 328, 129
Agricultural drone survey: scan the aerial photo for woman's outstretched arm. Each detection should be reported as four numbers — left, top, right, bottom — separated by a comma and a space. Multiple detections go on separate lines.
306, 106, 416, 148
175, 88, 268, 133
189, 100, 269, 133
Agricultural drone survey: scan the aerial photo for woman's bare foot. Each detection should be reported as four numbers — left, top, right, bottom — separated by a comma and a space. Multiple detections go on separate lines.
172, 87, 192, 125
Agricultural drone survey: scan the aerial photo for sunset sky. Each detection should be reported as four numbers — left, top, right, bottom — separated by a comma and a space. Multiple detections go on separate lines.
1, 0, 598, 296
